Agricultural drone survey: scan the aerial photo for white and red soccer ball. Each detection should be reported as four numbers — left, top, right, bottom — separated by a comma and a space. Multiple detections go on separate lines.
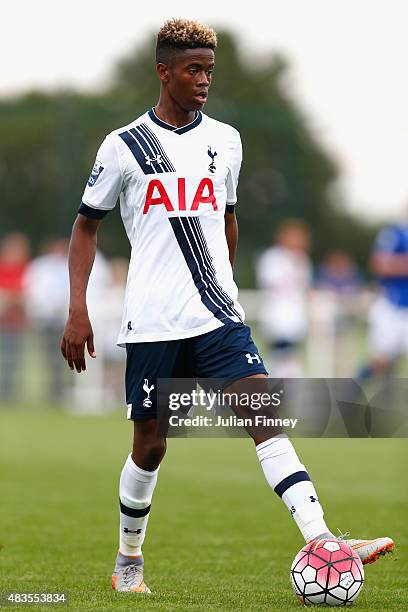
290, 538, 364, 606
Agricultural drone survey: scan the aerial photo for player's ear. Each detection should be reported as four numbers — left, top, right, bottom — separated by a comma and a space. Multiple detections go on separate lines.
156, 63, 170, 84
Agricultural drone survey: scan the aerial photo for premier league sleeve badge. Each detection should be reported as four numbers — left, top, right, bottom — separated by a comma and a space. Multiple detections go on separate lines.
87, 161, 105, 187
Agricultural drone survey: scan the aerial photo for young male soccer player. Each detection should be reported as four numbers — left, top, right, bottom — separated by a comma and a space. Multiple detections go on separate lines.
61, 19, 394, 593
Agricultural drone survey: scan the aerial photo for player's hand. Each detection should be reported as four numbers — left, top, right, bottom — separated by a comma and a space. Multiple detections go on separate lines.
60, 309, 96, 373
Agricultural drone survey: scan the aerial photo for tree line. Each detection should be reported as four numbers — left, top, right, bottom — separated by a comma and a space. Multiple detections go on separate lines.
0, 32, 377, 285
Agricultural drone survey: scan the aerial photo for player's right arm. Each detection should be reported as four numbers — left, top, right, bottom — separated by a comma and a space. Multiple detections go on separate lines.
61, 133, 124, 372
61, 215, 100, 373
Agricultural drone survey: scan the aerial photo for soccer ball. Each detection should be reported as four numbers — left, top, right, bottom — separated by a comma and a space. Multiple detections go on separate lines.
290, 538, 364, 606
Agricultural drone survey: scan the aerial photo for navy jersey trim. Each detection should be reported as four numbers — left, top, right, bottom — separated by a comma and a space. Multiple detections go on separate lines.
119, 125, 176, 174
169, 217, 241, 324
226, 204, 235, 214
135, 123, 176, 172
184, 216, 242, 321
148, 108, 202, 135
78, 202, 109, 219
119, 130, 155, 174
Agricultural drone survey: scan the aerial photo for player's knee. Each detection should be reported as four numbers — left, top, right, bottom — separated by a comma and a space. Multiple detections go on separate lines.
147, 438, 167, 465
133, 437, 166, 468
250, 428, 283, 446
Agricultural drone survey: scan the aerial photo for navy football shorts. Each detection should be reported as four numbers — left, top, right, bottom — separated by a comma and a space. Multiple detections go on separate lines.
125, 322, 268, 420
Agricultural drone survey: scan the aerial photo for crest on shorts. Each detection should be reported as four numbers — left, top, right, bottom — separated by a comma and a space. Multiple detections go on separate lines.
142, 379, 155, 408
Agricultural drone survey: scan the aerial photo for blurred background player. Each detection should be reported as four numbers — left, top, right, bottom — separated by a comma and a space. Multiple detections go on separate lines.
256, 219, 312, 377
24, 238, 113, 407
316, 250, 361, 297
24, 238, 71, 403
316, 250, 362, 377
0, 232, 30, 401
70, 248, 114, 413
357, 220, 408, 382
95, 257, 128, 404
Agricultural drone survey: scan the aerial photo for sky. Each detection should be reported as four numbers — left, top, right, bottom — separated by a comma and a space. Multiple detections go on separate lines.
3, 0, 408, 221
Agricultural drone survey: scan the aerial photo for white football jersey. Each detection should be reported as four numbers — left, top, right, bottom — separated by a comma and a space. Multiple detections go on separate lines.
80, 108, 245, 344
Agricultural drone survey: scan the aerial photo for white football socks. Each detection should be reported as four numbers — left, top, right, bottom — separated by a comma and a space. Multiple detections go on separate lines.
256, 435, 330, 542
119, 454, 159, 557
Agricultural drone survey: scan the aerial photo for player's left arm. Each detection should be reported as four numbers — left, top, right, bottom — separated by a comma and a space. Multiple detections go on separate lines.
225, 208, 238, 268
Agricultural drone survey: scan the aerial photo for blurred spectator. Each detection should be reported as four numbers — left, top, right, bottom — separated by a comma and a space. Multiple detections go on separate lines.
316, 250, 362, 296
256, 219, 312, 377
24, 238, 70, 402
0, 232, 31, 401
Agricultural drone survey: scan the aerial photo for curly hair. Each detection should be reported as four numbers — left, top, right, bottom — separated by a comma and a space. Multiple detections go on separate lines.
156, 18, 217, 63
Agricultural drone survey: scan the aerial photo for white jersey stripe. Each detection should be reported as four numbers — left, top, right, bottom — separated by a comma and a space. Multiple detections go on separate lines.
178, 218, 235, 322
138, 123, 176, 172
131, 126, 169, 173
185, 217, 241, 320
183, 218, 237, 320
126, 129, 160, 174
169, 217, 234, 324
192, 216, 239, 305
191, 217, 242, 320
118, 130, 156, 175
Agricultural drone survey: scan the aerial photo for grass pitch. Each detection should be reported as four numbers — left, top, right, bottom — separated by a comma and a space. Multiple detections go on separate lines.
0, 408, 407, 611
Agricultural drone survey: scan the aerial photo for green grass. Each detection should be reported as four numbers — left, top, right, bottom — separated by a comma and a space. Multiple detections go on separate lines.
0, 409, 407, 610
